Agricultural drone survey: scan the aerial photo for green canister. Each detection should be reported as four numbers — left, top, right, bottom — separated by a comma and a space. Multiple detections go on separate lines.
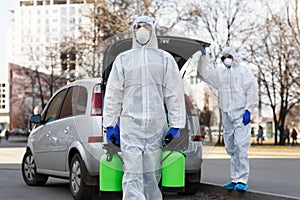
99, 144, 123, 192
161, 150, 185, 191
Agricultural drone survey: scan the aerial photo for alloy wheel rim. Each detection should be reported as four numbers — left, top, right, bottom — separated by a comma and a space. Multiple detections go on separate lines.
24, 154, 36, 181
71, 160, 81, 193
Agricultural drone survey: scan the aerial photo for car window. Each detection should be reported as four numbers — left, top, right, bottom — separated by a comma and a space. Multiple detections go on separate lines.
44, 89, 66, 122
59, 86, 88, 118
60, 87, 74, 118
74, 86, 87, 115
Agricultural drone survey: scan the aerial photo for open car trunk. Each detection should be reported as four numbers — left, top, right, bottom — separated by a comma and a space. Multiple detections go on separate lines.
102, 35, 210, 83
102, 35, 210, 151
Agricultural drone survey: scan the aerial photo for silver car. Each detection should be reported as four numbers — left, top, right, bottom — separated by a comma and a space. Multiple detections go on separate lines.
22, 36, 209, 200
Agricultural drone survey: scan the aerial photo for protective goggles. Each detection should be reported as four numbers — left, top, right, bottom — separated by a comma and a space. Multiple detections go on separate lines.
133, 22, 152, 30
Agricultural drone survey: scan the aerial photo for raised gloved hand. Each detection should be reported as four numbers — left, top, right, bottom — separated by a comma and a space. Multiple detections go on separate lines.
242, 110, 251, 125
106, 125, 120, 145
165, 128, 180, 145
202, 47, 206, 55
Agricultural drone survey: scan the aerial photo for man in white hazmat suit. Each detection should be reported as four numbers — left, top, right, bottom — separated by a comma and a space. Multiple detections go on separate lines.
198, 47, 258, 191
103, 16, 186, 200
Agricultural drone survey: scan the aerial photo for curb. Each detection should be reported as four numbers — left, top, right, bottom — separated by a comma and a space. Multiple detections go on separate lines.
199, 182, 299, 200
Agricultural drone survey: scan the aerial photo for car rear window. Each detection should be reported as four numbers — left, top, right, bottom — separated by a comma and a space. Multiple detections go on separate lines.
74, 86, 87, 115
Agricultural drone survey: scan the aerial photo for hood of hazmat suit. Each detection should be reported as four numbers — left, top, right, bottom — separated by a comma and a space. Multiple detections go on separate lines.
103, 16, 186, 200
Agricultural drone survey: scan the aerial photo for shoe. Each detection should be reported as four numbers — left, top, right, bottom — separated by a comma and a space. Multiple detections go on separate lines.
234, 183, 248, 191
223, 182, 236, 190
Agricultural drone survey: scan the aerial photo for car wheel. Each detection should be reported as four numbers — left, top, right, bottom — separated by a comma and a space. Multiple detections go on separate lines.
70, 153, 95, 200
21, 151, 48, 186
178, 169, 201, 195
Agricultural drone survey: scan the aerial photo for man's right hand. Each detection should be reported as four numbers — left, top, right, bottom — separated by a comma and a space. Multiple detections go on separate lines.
106, 125, 120, 145
165, 128, 180, 145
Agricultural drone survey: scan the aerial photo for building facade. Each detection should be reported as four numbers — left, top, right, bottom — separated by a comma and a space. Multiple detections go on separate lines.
0, 81, 10, 133
8, 0, 91, 76
2, 0, 92, 131
8, 63, 67, 130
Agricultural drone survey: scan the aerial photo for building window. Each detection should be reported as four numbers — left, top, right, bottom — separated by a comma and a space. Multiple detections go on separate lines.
54, 0, 67, 5
69, 17, 75, 24
69, 7, 75, 15
61, 17, 67, 25
61, 7, 67, 15
70, 0, 84, 4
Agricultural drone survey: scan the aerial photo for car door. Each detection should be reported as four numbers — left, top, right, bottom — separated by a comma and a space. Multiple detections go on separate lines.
47, 86, 78, 172
34, 89, 66, 170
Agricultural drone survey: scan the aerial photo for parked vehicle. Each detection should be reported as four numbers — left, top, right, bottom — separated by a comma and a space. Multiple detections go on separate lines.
9, 128, 29, 136
21, 36, 209, 200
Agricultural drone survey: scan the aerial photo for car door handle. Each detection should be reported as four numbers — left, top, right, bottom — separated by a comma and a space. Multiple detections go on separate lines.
64, 126, 70, 134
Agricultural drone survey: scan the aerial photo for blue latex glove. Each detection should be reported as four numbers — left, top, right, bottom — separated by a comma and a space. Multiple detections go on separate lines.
165, 128, 180, 145
202, 47, 206, 55
242, 110, 251, 125
106, 125, 120, 145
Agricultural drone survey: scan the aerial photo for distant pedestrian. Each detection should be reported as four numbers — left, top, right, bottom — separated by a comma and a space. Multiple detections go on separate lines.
0, 124, 2, 142
257, 125, 264, 145
291, 128, 298, 145
251, 127, 255, 144
5, 129, 9, 140
284, 126, 290, 145
200, 125, 207, 144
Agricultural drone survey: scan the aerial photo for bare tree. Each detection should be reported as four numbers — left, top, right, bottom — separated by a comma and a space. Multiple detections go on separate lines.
246, 0, 300, 144
74, 0, 201, 78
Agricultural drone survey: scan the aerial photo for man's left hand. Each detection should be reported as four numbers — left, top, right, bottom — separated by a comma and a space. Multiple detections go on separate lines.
242, 110, 251, 125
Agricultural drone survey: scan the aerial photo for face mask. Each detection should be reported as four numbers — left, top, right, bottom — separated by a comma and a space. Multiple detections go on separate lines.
223, 58, 233, 68
135, 27, 151, 45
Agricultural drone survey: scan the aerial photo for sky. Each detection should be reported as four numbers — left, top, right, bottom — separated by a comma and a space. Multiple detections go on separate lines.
0, 0, 17, 81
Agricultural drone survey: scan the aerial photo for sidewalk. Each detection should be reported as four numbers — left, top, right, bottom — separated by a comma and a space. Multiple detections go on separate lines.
0, 136, 27, 148
202, 142, 300, 159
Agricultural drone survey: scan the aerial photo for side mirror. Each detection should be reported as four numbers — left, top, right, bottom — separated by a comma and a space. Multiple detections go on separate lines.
30, 114, 41, 123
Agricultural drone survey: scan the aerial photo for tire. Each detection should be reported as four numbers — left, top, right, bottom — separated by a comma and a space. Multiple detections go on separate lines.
178, 169, 201, 195
70, 153, 96, 200
21, 151, 48, 186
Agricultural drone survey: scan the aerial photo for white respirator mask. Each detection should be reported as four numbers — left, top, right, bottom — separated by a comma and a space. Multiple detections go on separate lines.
135, 27, 151, 46
223, 58, 233, 68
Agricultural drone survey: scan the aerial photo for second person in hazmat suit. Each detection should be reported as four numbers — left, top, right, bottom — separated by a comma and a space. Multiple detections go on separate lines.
198, 47, 258, 191
103, 16, 186, 200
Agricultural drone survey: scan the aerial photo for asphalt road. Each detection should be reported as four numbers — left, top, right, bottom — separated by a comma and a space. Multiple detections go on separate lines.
202, 158, 300, 199
1, 137, 300, 200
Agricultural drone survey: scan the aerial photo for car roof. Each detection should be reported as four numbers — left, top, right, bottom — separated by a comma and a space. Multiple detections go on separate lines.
102, 35, 210, 82
67, 78, 102, 87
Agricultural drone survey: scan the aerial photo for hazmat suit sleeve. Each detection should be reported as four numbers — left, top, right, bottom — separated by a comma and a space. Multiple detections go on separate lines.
164, 53, 186, 129
103, 55, 124, 128
243, 68, 258, 113
197, 55, 219, 88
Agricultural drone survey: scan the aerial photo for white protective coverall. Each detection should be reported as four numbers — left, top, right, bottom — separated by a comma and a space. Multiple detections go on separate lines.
103, 16, 186, 200
198, 47, 258, 184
